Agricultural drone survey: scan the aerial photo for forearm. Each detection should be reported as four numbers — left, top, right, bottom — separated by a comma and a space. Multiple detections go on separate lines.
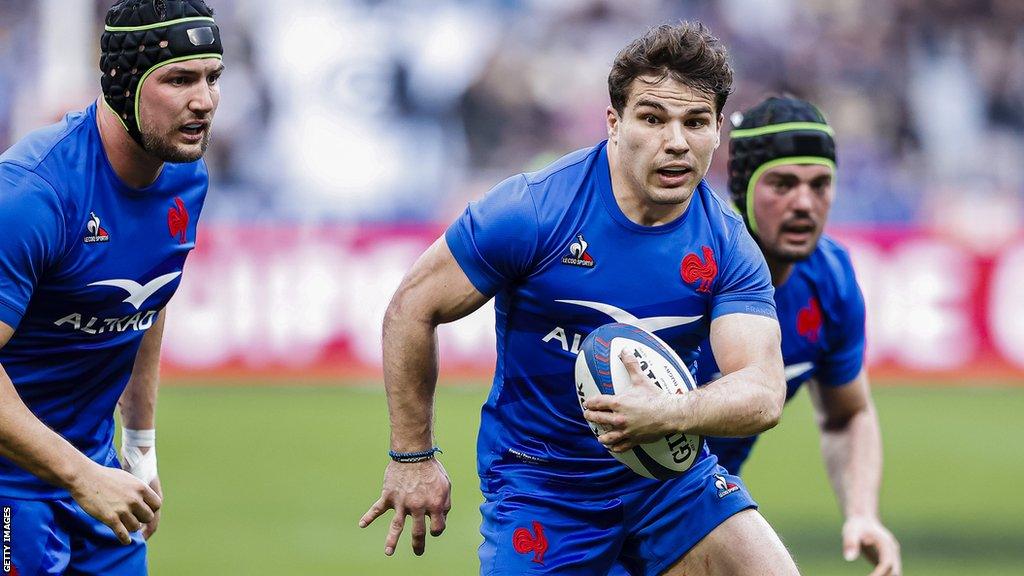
0, 364, 91, 489
382, 303, 440, 453
119, 310, 165, 430
821, 404, 882, 519
675, 363, 784, 437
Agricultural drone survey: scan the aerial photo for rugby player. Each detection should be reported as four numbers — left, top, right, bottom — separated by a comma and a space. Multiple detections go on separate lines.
0, 1, 222, 572
696, 96, 902, 576
361, 22, 800, 575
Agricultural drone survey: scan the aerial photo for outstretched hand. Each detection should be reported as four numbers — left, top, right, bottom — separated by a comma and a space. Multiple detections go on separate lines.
842, 515, 902, 576
582, 348, 680, 451
359, 458, 452, 557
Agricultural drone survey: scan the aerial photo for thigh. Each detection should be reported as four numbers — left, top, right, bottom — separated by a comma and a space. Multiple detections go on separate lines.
619, 468, 758, 576
0, 497, 71, 576
662, 509, 799, 576
479, 489, 625, 575
59, 499, 147, 576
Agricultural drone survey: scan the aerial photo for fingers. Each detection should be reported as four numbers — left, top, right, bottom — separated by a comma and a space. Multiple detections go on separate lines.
120, 510, 144, 534
359, 497, 389, 528
384, 506, 406, 556
411, 513, 427, 556
619, 348, 642, 377
583, 394, 616, 412
104, 515, 133, 545
142, 510, 160, 540
583, 409, 624, 428
867, 535, 901, 576
140, 483, 162, 513
428, 506, 448, 537
846, 525, 901, 576
842, 530, 860, 562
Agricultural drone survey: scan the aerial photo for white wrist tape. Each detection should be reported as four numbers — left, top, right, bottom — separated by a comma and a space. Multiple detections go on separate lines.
121, 428, 158, 484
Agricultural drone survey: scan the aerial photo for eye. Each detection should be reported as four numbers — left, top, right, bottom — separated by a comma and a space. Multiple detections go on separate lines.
643, 114, 660, 125
169, 76, 187, 87
686, 118, 708, 128
208, 73, 221, 86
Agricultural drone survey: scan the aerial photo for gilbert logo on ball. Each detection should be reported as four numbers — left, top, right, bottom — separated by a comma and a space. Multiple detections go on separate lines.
575, 323, 702, 479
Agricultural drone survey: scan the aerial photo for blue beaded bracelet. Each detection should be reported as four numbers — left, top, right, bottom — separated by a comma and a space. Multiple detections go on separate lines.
389, 446, 443, 463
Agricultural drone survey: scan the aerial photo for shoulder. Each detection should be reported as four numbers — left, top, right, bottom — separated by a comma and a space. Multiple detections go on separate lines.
807, 235, 859, 286
0, 108, 92, 178
477, 143, 602, 238
693, 182, 752, 252
800, 234, 862, 306
520, 144, 602, 212
522, 145, 599, 188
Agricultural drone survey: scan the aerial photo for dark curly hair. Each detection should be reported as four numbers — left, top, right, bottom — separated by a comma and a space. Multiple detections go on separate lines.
608, 21, 733, 115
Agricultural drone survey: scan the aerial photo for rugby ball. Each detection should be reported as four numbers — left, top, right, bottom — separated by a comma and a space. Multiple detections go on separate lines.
575, 323, 702, 479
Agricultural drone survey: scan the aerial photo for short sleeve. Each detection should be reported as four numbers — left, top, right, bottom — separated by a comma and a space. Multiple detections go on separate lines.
816, 259, 867, 387
0, 166, 64, 329
444, 174, 539, 296
711, 224, 776, 320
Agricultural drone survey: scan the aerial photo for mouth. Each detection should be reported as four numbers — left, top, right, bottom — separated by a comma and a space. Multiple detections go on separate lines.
655, 165, 693, 187
179, 121, 207, 141
780, 221, 817, 241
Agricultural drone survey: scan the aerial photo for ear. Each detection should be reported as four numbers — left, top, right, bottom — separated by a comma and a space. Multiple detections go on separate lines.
606, 106, 619, 144
714, 113, 725, 150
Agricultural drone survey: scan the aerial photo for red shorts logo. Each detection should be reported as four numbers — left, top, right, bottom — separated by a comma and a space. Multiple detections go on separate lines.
512, 520, 548, 564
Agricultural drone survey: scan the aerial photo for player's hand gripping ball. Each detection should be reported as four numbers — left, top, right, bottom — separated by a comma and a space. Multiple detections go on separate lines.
575, 323, 702, 479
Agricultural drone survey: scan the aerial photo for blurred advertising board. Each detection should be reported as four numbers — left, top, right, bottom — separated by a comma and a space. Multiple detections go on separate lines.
162, 225, 1024, 383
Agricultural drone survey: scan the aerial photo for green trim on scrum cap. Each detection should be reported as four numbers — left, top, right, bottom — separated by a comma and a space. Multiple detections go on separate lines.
745, 156, 836, 235
133, 53, 223, 133
101, 96, 132, 135
105, 16, 215, 33
731, 122, 835, 140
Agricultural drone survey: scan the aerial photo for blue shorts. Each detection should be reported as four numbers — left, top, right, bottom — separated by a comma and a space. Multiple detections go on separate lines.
0, 497, 146, 575
478, 465, 755, 575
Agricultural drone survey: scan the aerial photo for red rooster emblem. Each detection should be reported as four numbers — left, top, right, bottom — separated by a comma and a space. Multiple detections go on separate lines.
796, 297, 823, 343
681, 246, 717, 293
512, 521, 548, 564
167, 197, 189, 244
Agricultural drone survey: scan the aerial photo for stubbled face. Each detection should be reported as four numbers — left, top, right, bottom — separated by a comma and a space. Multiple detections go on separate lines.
751, 163, 834, 262
137, 57, 223, 163
607, 74, 722, 208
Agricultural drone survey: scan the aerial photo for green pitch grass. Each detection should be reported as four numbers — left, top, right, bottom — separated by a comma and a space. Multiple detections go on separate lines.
146, 382, 1024, 574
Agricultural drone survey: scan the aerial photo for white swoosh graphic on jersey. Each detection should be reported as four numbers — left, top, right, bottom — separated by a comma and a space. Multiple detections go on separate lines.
783, 362, 814, 382
707, 362, 814, 384
555, 299, 702, 333
89, 271, 182, 310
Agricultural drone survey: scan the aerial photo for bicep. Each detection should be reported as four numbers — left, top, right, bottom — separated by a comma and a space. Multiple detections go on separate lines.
807, 369, 871, 430
389, 237, 490, 326
709, 313, 783, 377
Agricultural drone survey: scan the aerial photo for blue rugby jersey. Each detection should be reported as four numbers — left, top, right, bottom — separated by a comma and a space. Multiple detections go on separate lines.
696, 235, 866, 474
446, 142, 776, 497
0, 102, 207, 498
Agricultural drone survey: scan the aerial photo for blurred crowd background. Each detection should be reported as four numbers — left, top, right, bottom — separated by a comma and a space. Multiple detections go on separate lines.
1, 0, 1023, 234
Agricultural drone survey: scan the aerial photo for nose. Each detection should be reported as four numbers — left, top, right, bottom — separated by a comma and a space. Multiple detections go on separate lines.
791, 183, 816, 212
664, 122, 689, 155
188, 82, 216, 115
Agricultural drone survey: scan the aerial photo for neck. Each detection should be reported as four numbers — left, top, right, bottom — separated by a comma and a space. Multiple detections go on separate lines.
607, 143, 690, 226
96, 98, 164, 189
765, 253, 795, 287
